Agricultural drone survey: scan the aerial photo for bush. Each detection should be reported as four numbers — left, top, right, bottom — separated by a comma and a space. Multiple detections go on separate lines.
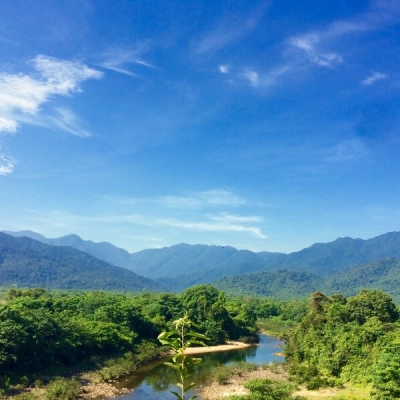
44, 377, 81, 400
213, 366, 231, 385
229, 378, 296, 399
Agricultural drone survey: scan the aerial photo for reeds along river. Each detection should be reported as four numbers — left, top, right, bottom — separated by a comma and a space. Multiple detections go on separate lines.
110, 334, 284, 400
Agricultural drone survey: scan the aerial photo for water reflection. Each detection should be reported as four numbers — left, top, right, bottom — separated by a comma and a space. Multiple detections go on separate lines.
112, 335, 283, 399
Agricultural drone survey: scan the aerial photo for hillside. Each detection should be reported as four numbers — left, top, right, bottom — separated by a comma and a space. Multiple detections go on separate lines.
3, 230, 134, 269
213, 257, 400, 302
3, 231, 283, 282
0, 232, 164, 292
260, 232, 400, 274
4, 230, 400, 293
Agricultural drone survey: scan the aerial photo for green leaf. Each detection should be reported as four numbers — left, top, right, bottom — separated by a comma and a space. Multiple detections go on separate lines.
184, 382, 196, 391
187, 331, 209, 340
157, 331, 177, 339
170, 391, 183, 399
163, 362, 179, 371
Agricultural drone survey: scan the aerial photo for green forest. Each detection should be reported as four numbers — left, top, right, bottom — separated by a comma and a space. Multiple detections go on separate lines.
1, 285, 399, 399
0, 285, 272, 391
285, 289, 400, 399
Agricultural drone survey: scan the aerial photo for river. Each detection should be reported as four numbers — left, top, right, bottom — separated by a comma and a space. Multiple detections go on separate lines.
111, 334, 284, 399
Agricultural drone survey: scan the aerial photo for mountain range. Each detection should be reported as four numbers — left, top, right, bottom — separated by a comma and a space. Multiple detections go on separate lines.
0, 232, 163, 292
3, 230, 400, 299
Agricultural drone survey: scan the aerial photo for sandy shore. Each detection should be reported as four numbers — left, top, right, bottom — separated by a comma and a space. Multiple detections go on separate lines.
183, 341, 253, 355
196, 364, 287, 399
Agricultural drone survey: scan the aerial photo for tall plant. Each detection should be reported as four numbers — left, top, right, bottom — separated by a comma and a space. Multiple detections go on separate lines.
158, 314, 208, 400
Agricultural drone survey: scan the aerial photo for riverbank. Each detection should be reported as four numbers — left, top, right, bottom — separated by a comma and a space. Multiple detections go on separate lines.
196, 366, 371, 400
78, 341, 254, 399
197, 364, 287, 399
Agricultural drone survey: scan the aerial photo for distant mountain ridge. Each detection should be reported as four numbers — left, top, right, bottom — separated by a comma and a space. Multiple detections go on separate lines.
4, 229, 400, 294
213, 257, 400, 302
3, 230, 133, 269
0, 232, 164, 292
3, 230, 284, 282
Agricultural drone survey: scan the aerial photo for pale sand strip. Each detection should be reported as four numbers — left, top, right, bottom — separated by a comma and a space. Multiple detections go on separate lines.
183, 341, 253, 355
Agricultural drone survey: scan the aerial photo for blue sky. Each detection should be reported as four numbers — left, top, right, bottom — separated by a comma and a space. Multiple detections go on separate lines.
1, 0, 399, 254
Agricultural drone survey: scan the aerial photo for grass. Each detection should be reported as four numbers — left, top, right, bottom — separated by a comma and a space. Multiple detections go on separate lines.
257, 318, 297, 336
294, 383, 372, 399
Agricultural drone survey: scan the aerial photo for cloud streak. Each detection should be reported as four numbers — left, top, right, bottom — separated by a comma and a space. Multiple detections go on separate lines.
194, 4, 269, 54
289, 34, 342, 67
111, 189, 247, 208
362, 72, 387, 85
97, 46, 160, 77
156, 214, 267, 239
0, 153, 16, 175
0, 55, 102, 136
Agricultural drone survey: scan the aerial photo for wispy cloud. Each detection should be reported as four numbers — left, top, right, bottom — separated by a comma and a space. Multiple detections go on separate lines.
97, 46, 160, 77
289, 34, 342, 67
287, 0, 400, 69
361, 72, 387, 85
111, 189, 247, 208
0, 55, 102, 173
242, 70, 260, 87
156, 213, 267, 239
324, 139, 369, 162
0, 55, 102, 136
194, 4, 269, 54
20, 205, 267, 242
220, 63, 291, 89
0, 153, 16, 175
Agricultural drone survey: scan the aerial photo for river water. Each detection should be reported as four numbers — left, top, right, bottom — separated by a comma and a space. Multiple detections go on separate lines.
111, 334, 284, 400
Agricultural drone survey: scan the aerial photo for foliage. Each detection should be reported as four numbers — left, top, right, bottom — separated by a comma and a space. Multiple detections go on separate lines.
228, 378, 298, 400
214, 257, 400, 303
181, 285, 259, 344
44, 377, 81, 400
158, 314, 208, 400
285, 289, 400, 391
371, 342, 400, 399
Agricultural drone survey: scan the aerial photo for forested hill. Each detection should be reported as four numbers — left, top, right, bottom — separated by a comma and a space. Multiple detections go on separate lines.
213, 257, 400, 302
4, 230, 400, 293
3, 230, 134, 270
0, 232, 164, 291
261, 231, 400, 274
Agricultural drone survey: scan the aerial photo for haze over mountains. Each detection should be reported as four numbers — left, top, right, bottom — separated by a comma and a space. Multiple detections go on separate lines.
2, 230, 400, 299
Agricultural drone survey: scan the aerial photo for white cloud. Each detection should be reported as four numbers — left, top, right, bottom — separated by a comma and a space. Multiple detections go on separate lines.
219, 65, 230, 74
289, 34, 342, 67
98, 47, 160, 77
47, 108, 91, 138
242, 70, 260, 87
111, 189, 247, 208
212, 213, 262, 223
361, 72, 387, 85
0, 153, 16, 175
156, 215, 267, 239
0, 116, 18, 134
0, 55, 102, 136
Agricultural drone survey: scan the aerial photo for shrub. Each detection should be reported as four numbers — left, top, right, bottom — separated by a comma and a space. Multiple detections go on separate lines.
44, 377, 81, 400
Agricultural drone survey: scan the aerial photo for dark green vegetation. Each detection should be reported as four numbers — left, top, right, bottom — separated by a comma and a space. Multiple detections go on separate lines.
0, 232, 163, 291
214, 258, 400, 302
285, 289, 400, 399
0, 285, 260, 396
229, 378, 302, 400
